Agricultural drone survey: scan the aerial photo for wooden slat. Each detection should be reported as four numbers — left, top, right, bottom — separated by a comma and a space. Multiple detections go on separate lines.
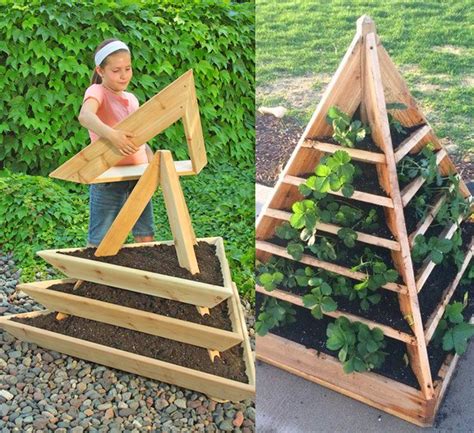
303, 140, 386, 164
92, 161, 194, 183
17, 279, 243, 351
364, 30, 434, 398
160, 150, 199, 274
256, 286, 416, 344
265, 208, 401, 251
257, 332, 434, 427
37, 238, 231, 308
232, 282, 256, 387
256, 240, 407, 294
50, 70, 207, 184
95, 152, 161, 257
415, 216, 463, 293
401, 148, 447, 207
282, 175, 394, 208
408, 193, 450, 246
394, 125, 431, 163
0, 311, 255, 402
424, 239, 474, 342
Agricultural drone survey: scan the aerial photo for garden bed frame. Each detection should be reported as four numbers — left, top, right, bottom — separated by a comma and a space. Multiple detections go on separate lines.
256, 15, 472, 426
36, 237, 233, 308
0, 71, 256, 402
0, 284, 255, 402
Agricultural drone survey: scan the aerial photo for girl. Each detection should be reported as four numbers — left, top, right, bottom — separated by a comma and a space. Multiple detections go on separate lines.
78, 38, 155, 247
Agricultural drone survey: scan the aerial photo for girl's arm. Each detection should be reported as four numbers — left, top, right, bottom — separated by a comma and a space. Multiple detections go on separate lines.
78, 98, 138, 156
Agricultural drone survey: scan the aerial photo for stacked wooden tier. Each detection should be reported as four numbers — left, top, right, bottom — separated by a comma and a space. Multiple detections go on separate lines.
0, 238, 255, 401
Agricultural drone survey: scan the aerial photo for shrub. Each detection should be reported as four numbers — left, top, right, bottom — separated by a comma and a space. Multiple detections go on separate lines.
0, 0, 254, 174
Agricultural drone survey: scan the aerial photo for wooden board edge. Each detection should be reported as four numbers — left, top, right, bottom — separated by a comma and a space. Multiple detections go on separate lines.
0, 311, 255, 402
232, 282, 256, 387
20, 282, 243, 352
37, 238, 232, 307
256, 285, 416, 344
257, 332, 434, 427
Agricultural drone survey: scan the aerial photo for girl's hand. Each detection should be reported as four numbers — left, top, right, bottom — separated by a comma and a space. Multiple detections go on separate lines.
107, 129, 138, 156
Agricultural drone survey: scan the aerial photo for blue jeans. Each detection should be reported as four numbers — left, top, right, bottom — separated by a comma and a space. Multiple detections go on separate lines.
88, 180, 155, 246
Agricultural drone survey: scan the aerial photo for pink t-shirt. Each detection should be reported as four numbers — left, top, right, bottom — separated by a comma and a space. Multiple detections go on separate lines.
83, 84, 147, 166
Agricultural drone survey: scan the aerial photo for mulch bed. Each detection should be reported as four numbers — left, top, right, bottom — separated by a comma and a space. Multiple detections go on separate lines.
256, 114, 304, 186
48, 281, 233, 331
63, 242, 223, 286
12, 313, 248, 383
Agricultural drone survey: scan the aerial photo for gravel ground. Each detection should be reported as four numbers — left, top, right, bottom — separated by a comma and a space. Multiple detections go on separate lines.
0, 253, 256, 433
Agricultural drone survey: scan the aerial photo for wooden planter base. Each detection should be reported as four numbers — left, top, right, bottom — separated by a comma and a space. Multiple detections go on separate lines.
37, 237, 232, 308
257, 333, 460, 427
0, 283, 255, 402
17, 279, 244, 351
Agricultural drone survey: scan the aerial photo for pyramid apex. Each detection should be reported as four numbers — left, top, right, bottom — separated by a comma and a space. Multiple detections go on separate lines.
356, 15, 376, 35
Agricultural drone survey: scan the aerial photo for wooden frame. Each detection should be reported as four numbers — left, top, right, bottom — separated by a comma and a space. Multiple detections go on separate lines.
50, 70, 206, 184
256, 14, 473, 426
17, 278, 243, 351
37, 237, 232, 308
257, 332, 468, 427
0, 307, 255, 402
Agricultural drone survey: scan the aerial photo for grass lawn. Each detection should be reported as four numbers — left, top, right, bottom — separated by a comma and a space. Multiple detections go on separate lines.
256, 0, 473, 159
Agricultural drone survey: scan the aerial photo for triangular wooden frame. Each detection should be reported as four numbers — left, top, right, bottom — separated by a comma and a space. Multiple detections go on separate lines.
50, 69, 207, 184
94, 149, 199, 275
256, 15, 473, 426
49, 70, 207, 273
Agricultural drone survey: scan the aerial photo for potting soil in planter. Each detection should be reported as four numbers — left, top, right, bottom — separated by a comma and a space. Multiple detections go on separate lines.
48, 281, 232, 330
62, 242, 223, 286
12, 314, 248, 383
259, 296, 420, 388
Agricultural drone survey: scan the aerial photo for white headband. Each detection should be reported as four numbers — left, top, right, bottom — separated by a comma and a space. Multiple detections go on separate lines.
95, 41, 130, 66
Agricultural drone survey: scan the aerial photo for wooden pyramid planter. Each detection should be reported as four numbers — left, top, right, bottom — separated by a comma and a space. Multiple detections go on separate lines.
0, 71, 255, 402
256, 16, 473, 427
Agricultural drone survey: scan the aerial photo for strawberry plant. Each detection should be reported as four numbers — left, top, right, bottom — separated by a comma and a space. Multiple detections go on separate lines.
302, 278, 338, 319
351, 248, 399, 311
436, 177, 470, 226
257, 271, 284, 292
256, 298, 296, 336
326, 106, 370, 148
299, 150, 356, 198
433, 293, 474, 355
289, 200, 319, 246
412, 234, 453, 264
386, 102, 408, 136
326, 317, 387, 373
397, 143, 441, 186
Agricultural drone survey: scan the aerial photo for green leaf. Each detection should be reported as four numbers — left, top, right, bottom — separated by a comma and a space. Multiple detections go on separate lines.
431, 249, 444, 264
341, 184, 354, 197
321, 296, 337, 312
315, 164, 331, 176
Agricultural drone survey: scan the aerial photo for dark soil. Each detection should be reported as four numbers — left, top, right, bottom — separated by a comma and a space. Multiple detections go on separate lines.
391, 124, 426, 148
48, 281, 232, 331
261, 296, 420, 388
12, 313, 248, 383
256, 114, 304, 186
63, 242, 224, 286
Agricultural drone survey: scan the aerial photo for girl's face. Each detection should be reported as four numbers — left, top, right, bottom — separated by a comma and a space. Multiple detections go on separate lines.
97, 51, 132, 93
